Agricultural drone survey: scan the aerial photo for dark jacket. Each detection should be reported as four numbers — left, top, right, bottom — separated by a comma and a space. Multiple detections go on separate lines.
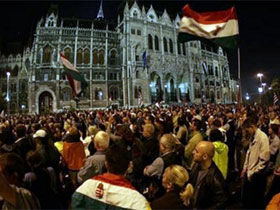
190, 162, 227, 209
151, 190, 190, 209
162, 151, 181, 171
142, 135, 159, 166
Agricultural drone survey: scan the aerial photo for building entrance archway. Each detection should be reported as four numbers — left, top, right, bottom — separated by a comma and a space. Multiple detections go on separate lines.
39, 91, 53, 114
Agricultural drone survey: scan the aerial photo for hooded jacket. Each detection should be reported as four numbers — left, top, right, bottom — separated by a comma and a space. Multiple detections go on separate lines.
62, 132, 86, 171
213, 141, 229, 179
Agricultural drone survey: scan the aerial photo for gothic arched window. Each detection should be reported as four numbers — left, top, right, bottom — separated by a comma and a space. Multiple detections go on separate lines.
163, 38, 168, 52
217, 91, 221, 99
136, 71, 140, 79
182, 43, 186, 55
215, 67, 219, 77
169, 39, 173, 53
148, 34, 153, 50
110, 88, 118, 100
155, 36, 159, 51
134, 86, 138, 99
64, 48, 71, 60
92, 49, 98, 65
109, 50, 116, 65
84, 49, 90, 64
177, 42, 181, 54
43, 45, 52, 63
77, 48, 83, 64
12, 66, 18, 77
99, 50, 104, 65
62, 88, 71, 101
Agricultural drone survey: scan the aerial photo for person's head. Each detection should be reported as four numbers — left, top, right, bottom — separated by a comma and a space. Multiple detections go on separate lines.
190, 119, 202, 132
159, 134, 176, 155
0, 153, 25, 186
26, 150, 44, 169
269, 124, 279, 136
105, 144, 130, 175
177, 117, 185, 127
142, 124, 155, 139
120, 125, 135, 143
162, 165, 194, 206
269, 112, 277, 120
87, 125, 99, 136
209, 129, 224, 142
144, 114, 154, 125
15, 124, 26, 138
212, 119, 222, 128
225, 110, 233, 119
94, 131, 110, 151
0, 127, 15, 145
31, 123, 41, 133
122, 117, 129, 124
242, 117, 258, 137
208, 116, 214, 127
192, 141, 215, 165
67, 126, 80, 142
33, 129, 48, 146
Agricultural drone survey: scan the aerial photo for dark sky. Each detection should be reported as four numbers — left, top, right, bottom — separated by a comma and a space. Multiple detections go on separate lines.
0, 0, 280, 97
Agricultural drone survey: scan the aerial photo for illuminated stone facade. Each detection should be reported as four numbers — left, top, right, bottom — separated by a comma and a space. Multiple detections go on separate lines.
0, 2, 238, 114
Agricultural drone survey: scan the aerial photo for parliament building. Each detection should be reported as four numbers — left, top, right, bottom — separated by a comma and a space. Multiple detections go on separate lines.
0, 1, 238, 114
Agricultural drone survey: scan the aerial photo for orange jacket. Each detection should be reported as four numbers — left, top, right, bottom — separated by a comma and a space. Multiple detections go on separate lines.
266, 193, 280, 210
62, 142, 86, 171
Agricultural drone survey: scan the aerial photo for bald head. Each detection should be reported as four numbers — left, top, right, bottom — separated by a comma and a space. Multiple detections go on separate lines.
196, 141, 215, 159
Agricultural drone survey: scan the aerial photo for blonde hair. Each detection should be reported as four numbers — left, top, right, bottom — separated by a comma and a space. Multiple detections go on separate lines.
69, 127, 78, 135
160, 134, 176, 151
94, 131, 110, 150
165, 165, 194, 206
87, 125, 99, 136
143, 124, 155, 136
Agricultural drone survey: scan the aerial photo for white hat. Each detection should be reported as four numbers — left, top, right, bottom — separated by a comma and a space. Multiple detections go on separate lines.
33, 130, 47, 138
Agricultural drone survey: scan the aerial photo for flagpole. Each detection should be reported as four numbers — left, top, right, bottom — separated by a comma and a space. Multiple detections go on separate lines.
238, 47, 242, 106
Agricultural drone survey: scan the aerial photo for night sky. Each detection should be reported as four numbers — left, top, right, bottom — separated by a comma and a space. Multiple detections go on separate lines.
0, 0, 280, 97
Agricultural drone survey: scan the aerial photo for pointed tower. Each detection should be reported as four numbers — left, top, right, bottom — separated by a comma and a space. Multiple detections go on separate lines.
97, 0, 104, 19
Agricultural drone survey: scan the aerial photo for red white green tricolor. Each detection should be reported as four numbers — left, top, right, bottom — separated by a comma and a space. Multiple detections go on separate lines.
178, 4, 239, 49
60, 52, 88, 97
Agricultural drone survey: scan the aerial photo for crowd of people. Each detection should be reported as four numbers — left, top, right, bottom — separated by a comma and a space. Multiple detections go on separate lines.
0, 103, 280, 209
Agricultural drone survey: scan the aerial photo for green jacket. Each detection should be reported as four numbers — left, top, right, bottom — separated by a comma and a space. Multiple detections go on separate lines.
213, 141, 229, 179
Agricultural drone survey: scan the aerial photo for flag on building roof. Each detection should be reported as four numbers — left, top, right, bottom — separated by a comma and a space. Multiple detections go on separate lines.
274, 92, 279, 105
60, 52, 88, 97
178, 4, 239, 49
142, 51, 147, 69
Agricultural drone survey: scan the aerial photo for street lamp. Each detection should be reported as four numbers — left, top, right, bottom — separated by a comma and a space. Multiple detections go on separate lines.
257, 73, 264, 104
262, 83, 266, 93
6, 72, 10, 116
257, 73, 264, 84
245, 93, 250, 101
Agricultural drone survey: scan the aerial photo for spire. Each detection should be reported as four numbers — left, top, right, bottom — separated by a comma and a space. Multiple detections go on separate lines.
97, 0, 104, 19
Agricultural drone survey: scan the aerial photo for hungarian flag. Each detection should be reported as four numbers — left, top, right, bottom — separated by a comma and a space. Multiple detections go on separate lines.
60, 52, 88, 97
72, 173, 151, 210
178, 4, 239, 49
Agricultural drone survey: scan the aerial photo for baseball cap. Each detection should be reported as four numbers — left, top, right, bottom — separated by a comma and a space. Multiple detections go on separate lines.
33, 130, 47, 138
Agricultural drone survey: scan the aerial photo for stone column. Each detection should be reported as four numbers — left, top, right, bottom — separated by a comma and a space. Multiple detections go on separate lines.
90, 22, 94, 108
